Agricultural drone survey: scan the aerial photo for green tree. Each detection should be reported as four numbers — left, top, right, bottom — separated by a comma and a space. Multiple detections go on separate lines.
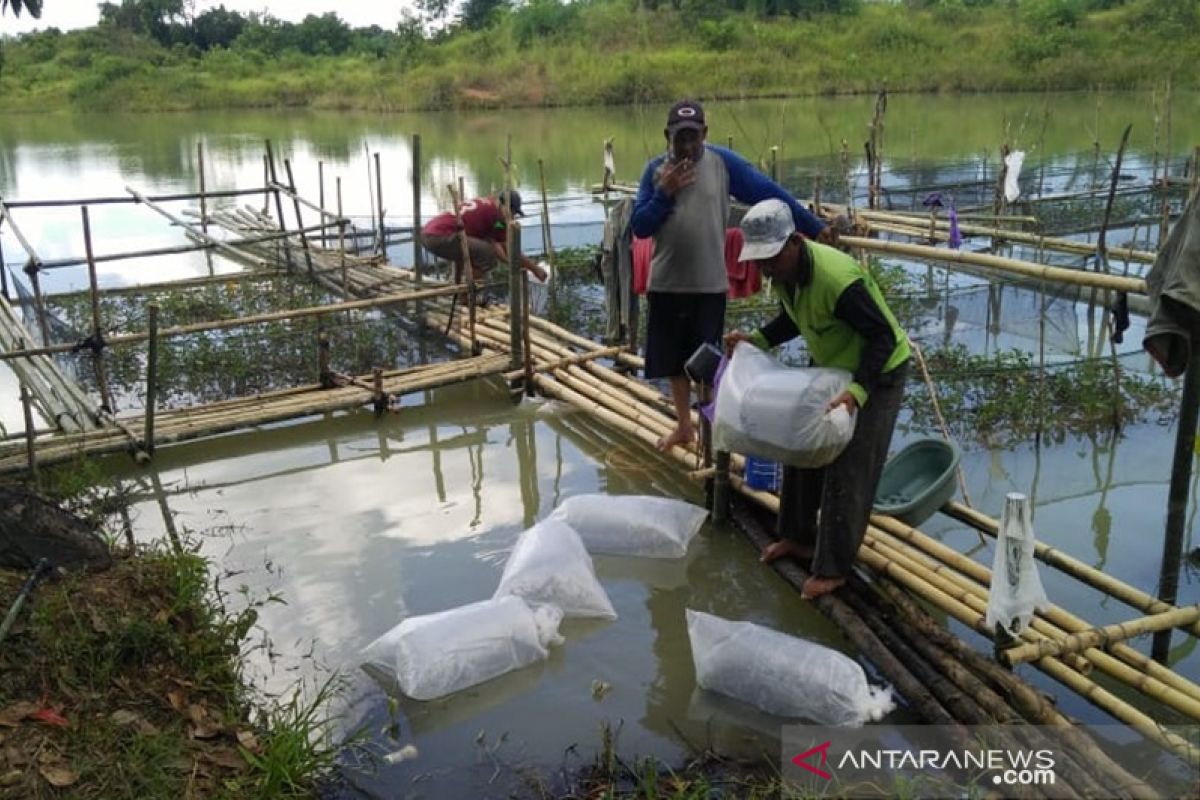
98, 0, 184, 45
188, 5, 246, 50
459, 0, 509, 30
293, 12, 352, 55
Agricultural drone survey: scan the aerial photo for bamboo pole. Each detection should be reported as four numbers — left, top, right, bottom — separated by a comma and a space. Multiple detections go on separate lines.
853, 208, 1155, 264
20, 374, 39, 488
283, 159, 315, 276
1004, 605, 1200, 667
943, 501, 1200, 640
374, 152, 385, 256
144, 303, 159, 454
855, 543, 1199, 763
839, 236, 1146, 294
855, 581, 1113, 799
0, 282, 496, 362
263, 141, 295, 271
522, 271, 533, 397
412, 134, 424, 283
0, 202, 52, 346
197, 141, 208, 234
0, 355, 512, 472
126, 187, 269, 270
0, 232, 8, 300
5, 187, 268, 211
508, 222, 523, 374
537, 158, 556, 308
81, 206, 115, 414
502, 344, 625, 382
868, 520, 1200, 716
877, 580, 1161, 800
34, 224, 329, 273
317, 161, 325, 246
337, 178, 348, 302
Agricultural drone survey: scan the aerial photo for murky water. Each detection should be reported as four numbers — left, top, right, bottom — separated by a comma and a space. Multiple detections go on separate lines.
3, 93, 1200, 794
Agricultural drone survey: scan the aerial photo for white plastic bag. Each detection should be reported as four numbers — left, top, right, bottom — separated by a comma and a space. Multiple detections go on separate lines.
1004, 150, 1026, 203
494, 518, 617, 619
713, 342, 856, 468
527, 260, 552, 316
363, 596, 563, 701
550, 494, 707, 558
985, 493, 1048, 636
687, 610, 894, 727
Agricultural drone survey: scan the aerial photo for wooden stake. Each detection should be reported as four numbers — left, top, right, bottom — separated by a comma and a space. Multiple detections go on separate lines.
144, 303, 158, 454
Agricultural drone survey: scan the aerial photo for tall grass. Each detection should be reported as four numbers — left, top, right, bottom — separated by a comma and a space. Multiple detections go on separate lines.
0, 0, 1194, 113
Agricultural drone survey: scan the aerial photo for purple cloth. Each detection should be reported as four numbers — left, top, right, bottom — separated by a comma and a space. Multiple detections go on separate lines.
948, 203, 962, 250
700, 353, 730, 423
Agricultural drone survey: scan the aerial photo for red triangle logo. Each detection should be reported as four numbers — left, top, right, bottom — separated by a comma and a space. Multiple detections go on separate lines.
791, 740, 833, 780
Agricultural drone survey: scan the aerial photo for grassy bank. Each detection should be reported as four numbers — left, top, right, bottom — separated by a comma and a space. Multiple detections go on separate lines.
0, 464, 339, 799
0, 0, 1195, 114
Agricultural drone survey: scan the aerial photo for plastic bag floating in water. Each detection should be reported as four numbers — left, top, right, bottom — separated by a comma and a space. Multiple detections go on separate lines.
687, 610, 894, 727
362, 596, 564, 702
550, 494, 707, 559
494, 518, 617, 619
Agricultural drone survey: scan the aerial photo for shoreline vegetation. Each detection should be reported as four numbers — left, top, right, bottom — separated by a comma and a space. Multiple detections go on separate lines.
0, 0, 1196, 114
0, 463, 340, 799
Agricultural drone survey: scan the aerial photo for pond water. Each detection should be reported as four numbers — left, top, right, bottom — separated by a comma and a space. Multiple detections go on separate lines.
2, 93, 1199, 795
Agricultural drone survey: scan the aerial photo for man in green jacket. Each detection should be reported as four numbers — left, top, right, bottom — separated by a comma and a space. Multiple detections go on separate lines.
725, 199, 910, 600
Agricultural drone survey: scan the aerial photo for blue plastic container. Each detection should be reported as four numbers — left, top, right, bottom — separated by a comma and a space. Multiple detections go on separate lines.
743, 456, 782, 492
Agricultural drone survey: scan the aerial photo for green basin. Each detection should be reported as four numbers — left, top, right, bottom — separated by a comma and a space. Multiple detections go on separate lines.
873, 438, 961, 527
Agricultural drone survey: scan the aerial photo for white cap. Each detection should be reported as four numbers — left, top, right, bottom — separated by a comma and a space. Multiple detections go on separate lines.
738, 198, 795, 261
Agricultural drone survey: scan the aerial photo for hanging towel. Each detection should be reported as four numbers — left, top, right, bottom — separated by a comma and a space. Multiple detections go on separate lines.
632, 229, 760, 299
1144, 192, 1200, 377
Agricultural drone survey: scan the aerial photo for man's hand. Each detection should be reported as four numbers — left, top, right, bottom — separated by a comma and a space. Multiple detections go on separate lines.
815, 226, 839, 247
658, 158, 696, 197
723, 330, 753, 355
827, 390, 859, 415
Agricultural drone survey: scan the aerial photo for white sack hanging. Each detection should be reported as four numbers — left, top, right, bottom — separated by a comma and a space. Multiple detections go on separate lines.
985, 492, 1049, 636
1004, 150, 1026, 203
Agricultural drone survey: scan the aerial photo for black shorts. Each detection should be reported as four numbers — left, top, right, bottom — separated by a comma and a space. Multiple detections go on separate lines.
644, 291, 726, 380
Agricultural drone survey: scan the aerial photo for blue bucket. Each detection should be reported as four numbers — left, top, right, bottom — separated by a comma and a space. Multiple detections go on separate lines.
743, 456, 782, 492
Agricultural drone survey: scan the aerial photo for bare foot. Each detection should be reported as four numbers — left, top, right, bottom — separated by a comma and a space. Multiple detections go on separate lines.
760, 540, 815, 564
801, 575, 846, 600
655, 424, 695, 453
